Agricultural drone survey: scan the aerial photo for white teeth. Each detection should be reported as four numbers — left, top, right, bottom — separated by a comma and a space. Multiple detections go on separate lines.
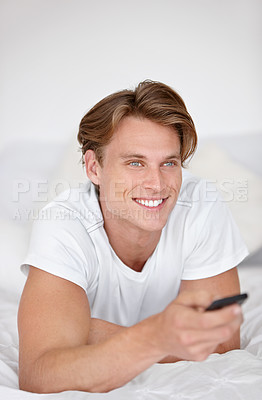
135, 199, 163, 207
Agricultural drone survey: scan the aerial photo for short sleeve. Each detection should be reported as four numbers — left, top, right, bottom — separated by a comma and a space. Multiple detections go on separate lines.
21, 206, 98, 292
181, 183, 249, 280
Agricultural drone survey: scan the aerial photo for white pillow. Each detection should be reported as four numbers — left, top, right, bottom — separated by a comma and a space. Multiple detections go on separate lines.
0, 140, 66, 295
0, 140, 67, 223
188, 143, 262, 254
48, 136, 88, 197
0, 221, 29, 296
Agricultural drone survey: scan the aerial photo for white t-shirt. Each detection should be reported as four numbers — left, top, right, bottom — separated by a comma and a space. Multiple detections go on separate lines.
21, 169, 248, 327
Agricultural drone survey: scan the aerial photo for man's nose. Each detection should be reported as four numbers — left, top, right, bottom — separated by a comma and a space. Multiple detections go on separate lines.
143, 167, 164, 192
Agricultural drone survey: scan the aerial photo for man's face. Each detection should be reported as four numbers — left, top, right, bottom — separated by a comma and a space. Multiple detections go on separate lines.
95, 116, 182, 234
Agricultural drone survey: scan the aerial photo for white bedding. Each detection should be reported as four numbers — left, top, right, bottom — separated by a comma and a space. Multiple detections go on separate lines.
1, 265, 262, 400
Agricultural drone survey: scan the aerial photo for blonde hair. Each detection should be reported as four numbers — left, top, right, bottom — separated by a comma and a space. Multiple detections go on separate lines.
78, 80, 197, 167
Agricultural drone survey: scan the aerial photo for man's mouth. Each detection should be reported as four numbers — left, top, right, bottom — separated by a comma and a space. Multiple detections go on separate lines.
133, 198, 167, 208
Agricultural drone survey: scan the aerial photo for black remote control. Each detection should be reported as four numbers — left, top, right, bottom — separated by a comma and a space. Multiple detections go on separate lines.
206, 293, 248, 311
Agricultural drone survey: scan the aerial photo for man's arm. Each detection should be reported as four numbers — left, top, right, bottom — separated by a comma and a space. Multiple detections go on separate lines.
18, 267, 163, 393
18, 266, 242, 393
88, 268, 241, 357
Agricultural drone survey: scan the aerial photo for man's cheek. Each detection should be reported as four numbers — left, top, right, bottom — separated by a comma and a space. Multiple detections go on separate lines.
114, 181, 126, 200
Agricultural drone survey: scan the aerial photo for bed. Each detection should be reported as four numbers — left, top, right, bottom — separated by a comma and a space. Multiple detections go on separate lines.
1, 134, 262, 399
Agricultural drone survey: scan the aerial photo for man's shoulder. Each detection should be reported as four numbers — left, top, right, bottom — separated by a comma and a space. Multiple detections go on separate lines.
42, 181, 103, 232
173, 168, 222, 222
177, 169, 202, 207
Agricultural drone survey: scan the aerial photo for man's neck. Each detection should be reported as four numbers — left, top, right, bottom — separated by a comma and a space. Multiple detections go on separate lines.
103, 219, 161, 273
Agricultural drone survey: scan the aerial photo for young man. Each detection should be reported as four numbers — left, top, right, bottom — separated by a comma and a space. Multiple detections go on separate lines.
18, 80, 248, 393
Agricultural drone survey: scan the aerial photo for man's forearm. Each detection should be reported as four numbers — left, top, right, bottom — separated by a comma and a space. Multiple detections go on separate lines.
87, 318, 127, 345
88, 318, 240, 363
22, 314, 166, 394
88, 318, 181, 363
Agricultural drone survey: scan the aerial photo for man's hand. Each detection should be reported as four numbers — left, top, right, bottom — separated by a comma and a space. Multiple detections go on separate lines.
158, 290, 243, 362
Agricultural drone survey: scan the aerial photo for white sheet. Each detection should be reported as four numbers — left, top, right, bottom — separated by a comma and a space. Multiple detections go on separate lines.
0, 265, 262, 399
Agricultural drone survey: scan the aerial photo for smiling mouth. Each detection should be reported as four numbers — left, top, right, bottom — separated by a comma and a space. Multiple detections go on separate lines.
133, 198, 167, 208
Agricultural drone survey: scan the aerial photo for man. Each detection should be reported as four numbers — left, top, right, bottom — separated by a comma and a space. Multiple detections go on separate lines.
18, 80, 248, 393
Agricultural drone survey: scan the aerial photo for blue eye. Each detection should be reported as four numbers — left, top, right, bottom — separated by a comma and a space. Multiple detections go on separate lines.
164, 162, 175, 167
129, 161, 142, 167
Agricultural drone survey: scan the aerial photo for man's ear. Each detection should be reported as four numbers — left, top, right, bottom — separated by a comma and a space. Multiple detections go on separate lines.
84, 150, 101, 185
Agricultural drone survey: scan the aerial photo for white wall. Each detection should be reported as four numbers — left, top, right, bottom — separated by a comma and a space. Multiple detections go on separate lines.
1, 0, 261, 149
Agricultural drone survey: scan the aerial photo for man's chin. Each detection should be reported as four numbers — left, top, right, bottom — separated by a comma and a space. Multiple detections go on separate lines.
133, 215, 169, 233
101, 204, 170, 231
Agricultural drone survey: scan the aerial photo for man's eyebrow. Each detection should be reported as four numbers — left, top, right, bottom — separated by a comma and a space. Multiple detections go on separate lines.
120, 153, 181, 160
165, 154, 181, 160
120, 153, 147, 160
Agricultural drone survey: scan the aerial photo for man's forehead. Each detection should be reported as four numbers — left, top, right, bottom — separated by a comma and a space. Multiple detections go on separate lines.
104, 116, 181, 158
114, 115, 178, 135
